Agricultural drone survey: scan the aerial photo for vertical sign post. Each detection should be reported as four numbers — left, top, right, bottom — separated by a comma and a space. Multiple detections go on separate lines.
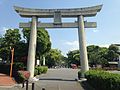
10, 48, 14, 77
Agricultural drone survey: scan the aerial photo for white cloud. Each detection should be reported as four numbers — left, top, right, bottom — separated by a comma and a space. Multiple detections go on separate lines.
50, 37, 52, 42
62, 41, 110, 56
0, 27, 8, 35
2, 27, 8, 31
99, 44, 109, 48
93, 29, 99, 33
65, 41, 110, 51
87, 44, 110, 48
0, 27, 15, 35
65, 40, 79, 50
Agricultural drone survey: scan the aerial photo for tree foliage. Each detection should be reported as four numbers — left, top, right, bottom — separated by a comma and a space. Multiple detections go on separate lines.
105, 44, 119, 61
0, 28, 51, 64
87, 45, 108, 66
0, 28, 120, 69
22, 28, 51, 57
45, 49, 63, 68
4, 29, 21, 47
0, 29, 21, 62
66, 45, 120, 67
66, 50, 80, 67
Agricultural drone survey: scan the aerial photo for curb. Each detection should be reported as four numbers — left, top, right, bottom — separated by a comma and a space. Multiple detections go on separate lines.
77, 78, 87, 82
0, 84, 15, 88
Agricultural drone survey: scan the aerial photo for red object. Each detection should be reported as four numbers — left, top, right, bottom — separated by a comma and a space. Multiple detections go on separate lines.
71, 64, 77, 69
18, 71, 30, 80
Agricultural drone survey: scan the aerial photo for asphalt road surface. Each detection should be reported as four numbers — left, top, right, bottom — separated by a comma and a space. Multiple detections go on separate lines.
35, 68, 84, 90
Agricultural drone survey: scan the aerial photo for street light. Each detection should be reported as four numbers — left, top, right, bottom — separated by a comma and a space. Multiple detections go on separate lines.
10, 47, 14, 77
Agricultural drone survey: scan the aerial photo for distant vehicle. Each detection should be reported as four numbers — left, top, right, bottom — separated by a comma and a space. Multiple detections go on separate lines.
71, 64, 77, 69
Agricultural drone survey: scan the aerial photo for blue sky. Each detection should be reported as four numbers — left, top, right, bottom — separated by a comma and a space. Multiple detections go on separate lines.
0, 0, 120, 55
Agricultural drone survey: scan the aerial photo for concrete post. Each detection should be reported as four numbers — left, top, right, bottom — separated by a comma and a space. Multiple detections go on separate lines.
27, 16, 38, 78
43, 56, 45, 66
78, 15, 89, 78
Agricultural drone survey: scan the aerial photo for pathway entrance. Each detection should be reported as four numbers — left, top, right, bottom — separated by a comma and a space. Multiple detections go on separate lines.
0, 69, 94, 90
38, 68, 79, 80
35, 68, 86, 90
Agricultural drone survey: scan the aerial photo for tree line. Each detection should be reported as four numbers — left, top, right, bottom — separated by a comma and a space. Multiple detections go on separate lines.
0, 28, 64, 68
66, 45, 120, 67
0, 28, 51, 65
0, 28, 119, 68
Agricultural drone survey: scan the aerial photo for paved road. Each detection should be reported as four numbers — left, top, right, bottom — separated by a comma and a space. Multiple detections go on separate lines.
109, 70, 120, 74
0, 68, 87, 90
38, 68, 79, 80
36, 68, 83, 90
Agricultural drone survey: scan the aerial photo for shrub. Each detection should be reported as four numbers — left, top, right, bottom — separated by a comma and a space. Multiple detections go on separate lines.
15, 71, 25, 83
35, 66, 43, 75
42, 66, 48, 73
85, 70, 120, 90
13, 62, 25, 71
35, 66, 48, 75
34, 68, 38, 76
0, 63, 10, 75
0, 62, 25, 75
15, 71, 30, 83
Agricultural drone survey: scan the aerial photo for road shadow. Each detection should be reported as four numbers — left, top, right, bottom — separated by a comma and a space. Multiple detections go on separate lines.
39, 78, 76, 82
80, 81, 95, 90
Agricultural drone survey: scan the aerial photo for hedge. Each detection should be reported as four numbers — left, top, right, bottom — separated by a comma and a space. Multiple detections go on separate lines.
35, 66, 48, 75
85, 70, 120, 90
15, 71, 26, 83
15, 66, 48, 83
0, 63, 10, 75
0, 62, 25, 75
0, 63, 48, 83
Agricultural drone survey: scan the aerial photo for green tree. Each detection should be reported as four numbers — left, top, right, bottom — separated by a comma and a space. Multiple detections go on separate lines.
22, 28, 51, 59
0, 29, 21, 62
4, 29, 21, 47
14, 40, 28, 63
0, 28, 51, 66
105, 44, 119, 61
87, 45, 108, 66
45, 49, 63, 68
109, 44, 119, 53
67, 50, 80, 67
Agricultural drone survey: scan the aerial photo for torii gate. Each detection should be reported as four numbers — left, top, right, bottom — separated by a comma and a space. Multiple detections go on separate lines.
14, 5, 102, 78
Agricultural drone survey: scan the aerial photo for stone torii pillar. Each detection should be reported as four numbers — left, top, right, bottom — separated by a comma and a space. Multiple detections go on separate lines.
27, 16, 38, 78
78, 15, 89, 77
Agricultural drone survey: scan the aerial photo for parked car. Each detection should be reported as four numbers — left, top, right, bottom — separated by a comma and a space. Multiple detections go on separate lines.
71, 64, 77, 69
